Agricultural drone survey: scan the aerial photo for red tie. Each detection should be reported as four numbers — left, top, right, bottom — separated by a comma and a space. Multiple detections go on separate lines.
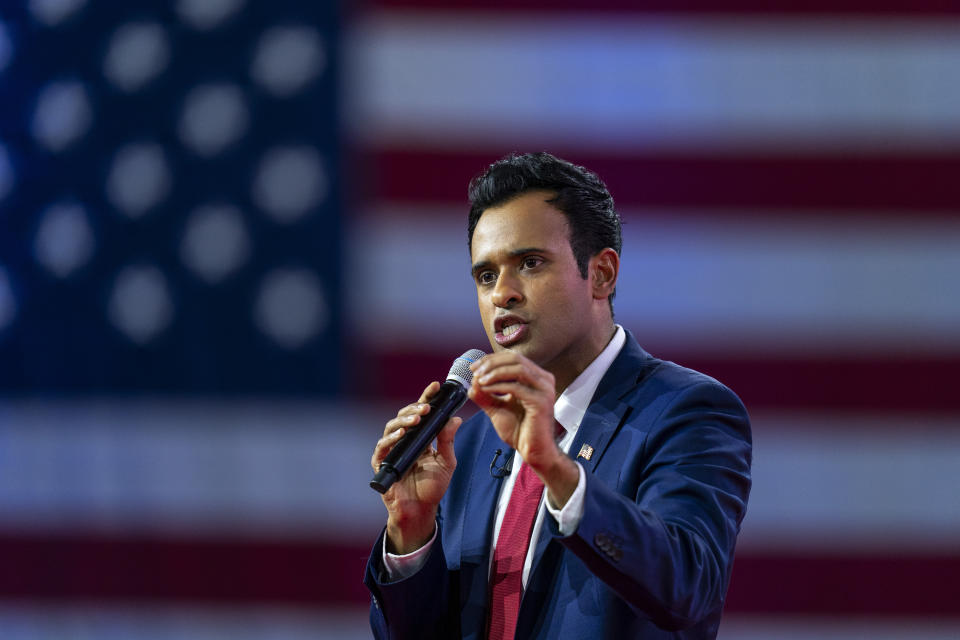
487, 461, 545, 640
488, 424, 566, 640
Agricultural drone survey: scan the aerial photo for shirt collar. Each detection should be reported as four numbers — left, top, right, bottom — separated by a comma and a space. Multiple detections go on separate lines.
554, 325, 626, 437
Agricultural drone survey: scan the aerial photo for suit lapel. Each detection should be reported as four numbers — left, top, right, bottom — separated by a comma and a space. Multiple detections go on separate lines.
458, 420, 512, 637
460, 423, 511, 561
524, 332, 653, 595
524, 395, 628, 585
569, 330, 654, 474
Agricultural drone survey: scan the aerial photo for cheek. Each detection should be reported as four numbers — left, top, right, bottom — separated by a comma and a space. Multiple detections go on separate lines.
537, 279, 573, 308
477, 297, 494, 328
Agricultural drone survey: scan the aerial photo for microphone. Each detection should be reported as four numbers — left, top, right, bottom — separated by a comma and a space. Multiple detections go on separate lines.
489, 449, 513, 479
370, 349, 486, 494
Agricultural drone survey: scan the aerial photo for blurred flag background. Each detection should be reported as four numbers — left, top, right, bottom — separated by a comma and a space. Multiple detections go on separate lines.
0, 0, 958, 638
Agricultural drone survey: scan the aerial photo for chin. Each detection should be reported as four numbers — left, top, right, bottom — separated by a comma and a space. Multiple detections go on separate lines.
505, 341, 538, 360
485, 335, 540, 360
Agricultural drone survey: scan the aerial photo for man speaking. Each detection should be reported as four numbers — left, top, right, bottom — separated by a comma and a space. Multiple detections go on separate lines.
365, 152, 752, 639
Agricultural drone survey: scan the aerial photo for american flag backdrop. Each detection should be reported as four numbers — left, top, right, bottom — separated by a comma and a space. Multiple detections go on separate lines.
1, 1, 959, 639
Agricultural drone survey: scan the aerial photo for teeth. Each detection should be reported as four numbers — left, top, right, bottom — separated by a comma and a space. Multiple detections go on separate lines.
502, 323, 520, 337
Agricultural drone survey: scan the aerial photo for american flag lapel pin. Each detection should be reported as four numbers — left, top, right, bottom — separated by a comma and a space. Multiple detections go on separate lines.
577, 444, 594, 461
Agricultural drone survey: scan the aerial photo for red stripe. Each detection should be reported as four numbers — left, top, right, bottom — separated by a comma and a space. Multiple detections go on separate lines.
0, 531, 369, 607
685, 354, 960, 413
2, 531, 959, 617
355, 348, 960, 412
368, 0, 960, 15
727, 552, 960, 617
363, 149, 960, 214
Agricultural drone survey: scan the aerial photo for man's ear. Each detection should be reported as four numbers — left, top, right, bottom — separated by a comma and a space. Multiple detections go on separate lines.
590, 248, 619, 300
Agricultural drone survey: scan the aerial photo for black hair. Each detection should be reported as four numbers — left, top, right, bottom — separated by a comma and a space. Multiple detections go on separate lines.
467, 151, 622, 301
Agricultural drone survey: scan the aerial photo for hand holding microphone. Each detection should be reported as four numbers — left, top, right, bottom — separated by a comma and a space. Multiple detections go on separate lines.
370, 350, 485, 554
371, 349, 485, 494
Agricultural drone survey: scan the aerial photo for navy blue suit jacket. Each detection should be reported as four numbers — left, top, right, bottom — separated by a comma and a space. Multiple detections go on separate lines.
365, 332, 752, 639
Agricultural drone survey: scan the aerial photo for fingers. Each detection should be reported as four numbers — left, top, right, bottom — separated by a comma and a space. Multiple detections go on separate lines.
471, 352, 552, 383
371, 428, 406, 471
383, 381, 440, 434
470, 356, 555, 401
418, 380, 441, 403
385, 402, 428, 434
435, 416, 462, 468
476, 362, 548, 387
371, 382, 440, 471
467, 383, 512, 412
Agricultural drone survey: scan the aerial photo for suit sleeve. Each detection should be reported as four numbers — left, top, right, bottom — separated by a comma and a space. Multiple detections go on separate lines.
551, 380, 752, 631
364, 521, 459, 640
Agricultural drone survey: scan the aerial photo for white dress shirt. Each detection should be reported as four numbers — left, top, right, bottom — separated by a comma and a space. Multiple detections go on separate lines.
384, 325, 627, 584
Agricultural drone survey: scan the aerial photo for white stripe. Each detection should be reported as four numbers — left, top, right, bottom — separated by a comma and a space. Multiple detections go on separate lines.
0, 604, 371, 640
2, 401, 960, 551
740, 411, 960, 552
719, 616, 960, 640
0, 400, 387, 538
345, 12, 960, 151
1, 606, 957, 640
348, 208, 960, 354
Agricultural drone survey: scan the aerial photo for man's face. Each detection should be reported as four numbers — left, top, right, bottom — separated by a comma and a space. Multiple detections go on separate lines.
470, 190, 597, 377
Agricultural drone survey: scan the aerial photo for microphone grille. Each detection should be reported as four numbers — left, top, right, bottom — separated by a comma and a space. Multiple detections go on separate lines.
446, 349, 486, 389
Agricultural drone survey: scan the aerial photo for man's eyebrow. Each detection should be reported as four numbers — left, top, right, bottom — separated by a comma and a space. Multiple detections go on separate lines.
470, 248, 549, 277
470, 260, 491, 278
509, 247, 548, 258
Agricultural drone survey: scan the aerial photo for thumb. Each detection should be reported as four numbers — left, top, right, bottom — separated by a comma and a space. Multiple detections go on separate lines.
435, 416, 462, 467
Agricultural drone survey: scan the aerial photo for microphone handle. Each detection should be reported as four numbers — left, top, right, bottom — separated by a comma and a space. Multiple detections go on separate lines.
370, 380, 468, 494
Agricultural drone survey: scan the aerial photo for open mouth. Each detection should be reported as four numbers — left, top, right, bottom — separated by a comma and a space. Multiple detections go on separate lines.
502, 323, 522, 338
494, 317, 528, 346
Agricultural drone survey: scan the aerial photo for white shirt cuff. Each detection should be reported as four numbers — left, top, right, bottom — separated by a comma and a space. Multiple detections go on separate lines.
546, 461, 586, 536
381, 521, 438, 581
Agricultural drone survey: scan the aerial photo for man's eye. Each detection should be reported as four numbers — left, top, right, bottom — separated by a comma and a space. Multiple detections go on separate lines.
478, 272, 495, 285
522, 257, 542, 269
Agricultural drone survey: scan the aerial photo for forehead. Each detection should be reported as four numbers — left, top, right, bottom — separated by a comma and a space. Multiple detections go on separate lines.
470, 191, 571, 260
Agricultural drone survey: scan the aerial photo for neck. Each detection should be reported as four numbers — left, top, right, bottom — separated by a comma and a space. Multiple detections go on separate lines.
549, 322, 617, 398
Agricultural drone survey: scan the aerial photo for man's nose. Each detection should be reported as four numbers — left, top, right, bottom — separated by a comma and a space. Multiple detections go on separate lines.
491, 273, 522, 308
